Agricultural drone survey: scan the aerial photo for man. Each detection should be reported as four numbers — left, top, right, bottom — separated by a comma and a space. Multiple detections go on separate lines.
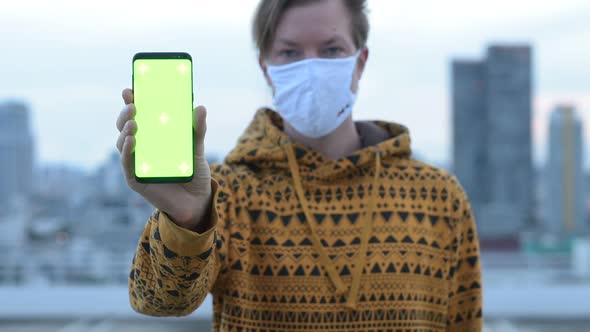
116, 0, 483, 331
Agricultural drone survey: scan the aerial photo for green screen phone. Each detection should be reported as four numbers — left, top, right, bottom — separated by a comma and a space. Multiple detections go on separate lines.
132, 52, 194, 183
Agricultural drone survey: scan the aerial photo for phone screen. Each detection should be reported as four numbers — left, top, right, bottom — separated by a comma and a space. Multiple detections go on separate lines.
132, 53, 193, 182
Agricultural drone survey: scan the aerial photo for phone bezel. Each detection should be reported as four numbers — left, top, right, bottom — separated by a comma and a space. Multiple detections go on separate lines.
132, 52, 194, 184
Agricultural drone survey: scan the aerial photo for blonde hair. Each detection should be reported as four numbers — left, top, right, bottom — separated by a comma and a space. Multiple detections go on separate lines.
252, 0, 369, 57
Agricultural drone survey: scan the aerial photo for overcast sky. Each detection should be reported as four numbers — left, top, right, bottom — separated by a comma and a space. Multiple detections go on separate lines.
1, 0, 589, 171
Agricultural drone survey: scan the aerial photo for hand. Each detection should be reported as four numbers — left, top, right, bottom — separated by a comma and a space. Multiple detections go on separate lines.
116, 88, 213, 231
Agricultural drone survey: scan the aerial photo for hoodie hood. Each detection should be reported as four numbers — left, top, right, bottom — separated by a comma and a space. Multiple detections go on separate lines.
225, 108, 412, 178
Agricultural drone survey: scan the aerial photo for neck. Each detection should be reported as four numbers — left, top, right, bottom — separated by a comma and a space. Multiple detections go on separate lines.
283, 116, 362, 160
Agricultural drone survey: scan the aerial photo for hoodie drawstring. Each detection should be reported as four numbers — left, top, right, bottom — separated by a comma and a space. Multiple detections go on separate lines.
346, 149, 381, 310
285, 143, 382, 310
286, 144, 348, 296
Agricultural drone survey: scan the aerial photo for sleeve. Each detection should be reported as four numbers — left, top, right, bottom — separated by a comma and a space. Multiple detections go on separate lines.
128, 175, 232, 317
446, 176, 483, 332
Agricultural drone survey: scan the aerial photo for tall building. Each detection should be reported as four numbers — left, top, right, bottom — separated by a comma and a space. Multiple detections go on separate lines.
0, 101, 34, 208
545, 105, 586, 234
452, 45, 534, 246
451, 61, 488, 205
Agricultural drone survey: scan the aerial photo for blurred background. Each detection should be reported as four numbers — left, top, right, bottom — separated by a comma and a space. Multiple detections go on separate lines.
1, 0, 589, 331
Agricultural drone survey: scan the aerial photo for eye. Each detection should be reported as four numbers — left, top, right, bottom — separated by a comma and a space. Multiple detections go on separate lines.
279, 49, 299, 58
322, 47, 345, 57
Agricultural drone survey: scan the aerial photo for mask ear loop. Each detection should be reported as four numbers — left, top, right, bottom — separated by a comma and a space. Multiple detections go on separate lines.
350, 49, 364, 98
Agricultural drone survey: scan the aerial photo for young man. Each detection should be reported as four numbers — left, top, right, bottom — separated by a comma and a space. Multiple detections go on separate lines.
117, 0, 482, 331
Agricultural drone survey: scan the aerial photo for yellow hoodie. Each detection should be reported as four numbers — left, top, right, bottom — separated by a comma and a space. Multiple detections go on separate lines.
129, 108, 483, 331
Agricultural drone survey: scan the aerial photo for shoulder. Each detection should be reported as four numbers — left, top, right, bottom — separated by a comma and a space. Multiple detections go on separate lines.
397, 158, 471, 212
391, 157, 459, 187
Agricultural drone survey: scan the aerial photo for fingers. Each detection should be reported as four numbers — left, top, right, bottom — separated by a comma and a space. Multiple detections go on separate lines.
116, 120, 136, 153
194, 105, 207, 158
122, 88, 134, 105
116, 104, 135, 132
120, 135, 141, 189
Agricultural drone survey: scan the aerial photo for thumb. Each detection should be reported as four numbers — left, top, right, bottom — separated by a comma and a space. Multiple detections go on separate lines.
194, 105, 207, 159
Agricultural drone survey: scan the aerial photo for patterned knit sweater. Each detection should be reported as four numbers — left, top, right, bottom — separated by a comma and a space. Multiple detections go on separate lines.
128, 108, 483, 331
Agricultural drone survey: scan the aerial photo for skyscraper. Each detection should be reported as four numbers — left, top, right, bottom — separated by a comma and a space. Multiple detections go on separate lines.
0, 101, 34, 208
452, 45, 534, 246
451, 61, 488, 206
546, 105, 586, 234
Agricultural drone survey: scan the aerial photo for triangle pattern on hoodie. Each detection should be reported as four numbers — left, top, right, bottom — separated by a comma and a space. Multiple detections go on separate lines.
128, 108, 483, 332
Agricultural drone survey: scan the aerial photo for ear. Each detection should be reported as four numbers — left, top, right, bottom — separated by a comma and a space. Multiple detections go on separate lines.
354, 47, 369, 81
351, 47, 369, 93
258, 54, 274, 92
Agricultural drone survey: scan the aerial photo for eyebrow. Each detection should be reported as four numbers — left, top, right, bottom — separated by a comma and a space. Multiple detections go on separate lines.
321, 37, 346, 45
277, 36, 346, 47
277, 39, 299, 46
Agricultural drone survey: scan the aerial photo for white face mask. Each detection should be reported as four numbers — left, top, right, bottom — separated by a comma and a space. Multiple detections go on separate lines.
267, 52, 360, 138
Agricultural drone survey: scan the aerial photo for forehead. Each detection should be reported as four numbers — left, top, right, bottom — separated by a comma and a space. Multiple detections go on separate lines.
273, 0, 353, 45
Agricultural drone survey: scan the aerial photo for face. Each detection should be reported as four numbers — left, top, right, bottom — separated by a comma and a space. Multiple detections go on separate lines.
259, 0, 369, 93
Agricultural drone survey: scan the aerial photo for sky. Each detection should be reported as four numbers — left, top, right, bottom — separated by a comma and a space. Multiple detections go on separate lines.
0, 0, 589, 172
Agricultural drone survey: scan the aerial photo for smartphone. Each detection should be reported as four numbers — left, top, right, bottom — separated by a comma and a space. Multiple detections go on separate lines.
132, 52, 194, 183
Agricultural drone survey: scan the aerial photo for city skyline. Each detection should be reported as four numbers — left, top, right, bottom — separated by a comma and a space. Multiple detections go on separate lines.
0, 0, 589, 172
452, 45, 534, 244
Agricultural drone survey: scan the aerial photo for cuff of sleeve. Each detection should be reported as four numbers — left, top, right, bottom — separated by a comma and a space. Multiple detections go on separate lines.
157, 178, 220, 256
